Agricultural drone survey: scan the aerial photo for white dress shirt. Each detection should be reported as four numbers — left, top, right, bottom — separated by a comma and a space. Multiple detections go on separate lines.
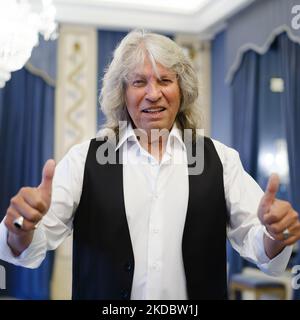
0, 124, 293, 300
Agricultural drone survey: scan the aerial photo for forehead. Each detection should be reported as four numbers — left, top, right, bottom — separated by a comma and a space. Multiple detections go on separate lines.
129, 57, 174, 77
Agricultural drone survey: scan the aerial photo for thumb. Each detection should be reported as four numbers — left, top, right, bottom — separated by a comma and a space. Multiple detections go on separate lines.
261, 173, 280, 213
38, 159, 56, 197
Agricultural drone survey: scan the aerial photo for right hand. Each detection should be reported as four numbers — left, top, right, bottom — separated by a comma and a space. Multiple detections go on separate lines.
4, 159, 56, 236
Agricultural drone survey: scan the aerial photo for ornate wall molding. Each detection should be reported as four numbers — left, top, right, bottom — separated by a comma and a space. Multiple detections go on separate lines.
55, 24, 97, 161
52, 24, 97, 299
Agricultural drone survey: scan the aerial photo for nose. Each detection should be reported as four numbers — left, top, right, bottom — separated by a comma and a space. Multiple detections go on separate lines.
145, 81, 162, 102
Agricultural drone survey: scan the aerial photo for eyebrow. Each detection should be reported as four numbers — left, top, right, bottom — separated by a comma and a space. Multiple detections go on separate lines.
129, 72, 177, 79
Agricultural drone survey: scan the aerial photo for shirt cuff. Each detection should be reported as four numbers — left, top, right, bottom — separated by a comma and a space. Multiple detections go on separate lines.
254, 226, 293, 276
0, 219, 47, 268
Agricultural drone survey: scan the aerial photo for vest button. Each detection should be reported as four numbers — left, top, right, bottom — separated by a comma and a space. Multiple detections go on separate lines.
124, 262, 132, 272
121, 290, 129, 300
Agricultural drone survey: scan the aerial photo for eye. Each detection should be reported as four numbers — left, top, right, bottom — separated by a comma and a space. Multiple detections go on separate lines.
159, 78, 173, 85
132, 79, 146, 87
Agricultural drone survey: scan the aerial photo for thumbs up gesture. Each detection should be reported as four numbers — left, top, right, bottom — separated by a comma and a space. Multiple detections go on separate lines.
258, 174, 300, 246
37, 159, 56, 210
4, 159, 56, 239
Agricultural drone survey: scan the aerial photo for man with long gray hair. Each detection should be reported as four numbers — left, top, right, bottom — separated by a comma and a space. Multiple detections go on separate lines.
1, 30, 300, 300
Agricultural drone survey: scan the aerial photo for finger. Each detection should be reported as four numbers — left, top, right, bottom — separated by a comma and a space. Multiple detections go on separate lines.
288, 219, 300, 234
262, 173, 280, 210
5, 209, 36, 235
5, 208, 20, 234
267, 211, 298, 235
263, 200, 292, 225
283, 221, 300, 244
38, 159, 56, 198
14, 218, 37, 232
283, 231, 300, 246
10, 196, 43, 223
18, 187, 47, 213
268, 217, 300, 243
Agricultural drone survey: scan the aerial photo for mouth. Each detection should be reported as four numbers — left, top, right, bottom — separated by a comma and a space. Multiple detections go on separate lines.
142, 107, 166, 114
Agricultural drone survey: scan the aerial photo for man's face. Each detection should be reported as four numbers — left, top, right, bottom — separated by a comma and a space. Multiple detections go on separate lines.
125, 57, 181, 137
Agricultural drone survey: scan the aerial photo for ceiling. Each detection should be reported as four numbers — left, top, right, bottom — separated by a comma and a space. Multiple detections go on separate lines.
52, 0, 255, 37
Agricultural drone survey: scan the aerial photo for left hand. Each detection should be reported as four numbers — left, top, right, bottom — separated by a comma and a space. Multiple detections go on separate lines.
258, 173, 300, 246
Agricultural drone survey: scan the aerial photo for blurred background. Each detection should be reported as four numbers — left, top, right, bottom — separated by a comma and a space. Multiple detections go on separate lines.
0, 0, 299, 300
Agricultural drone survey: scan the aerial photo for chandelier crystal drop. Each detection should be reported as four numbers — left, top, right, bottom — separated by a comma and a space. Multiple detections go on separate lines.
0, 0, 57, 88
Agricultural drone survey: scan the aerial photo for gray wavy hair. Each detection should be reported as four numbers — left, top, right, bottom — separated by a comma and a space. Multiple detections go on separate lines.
99, 29, 202, 138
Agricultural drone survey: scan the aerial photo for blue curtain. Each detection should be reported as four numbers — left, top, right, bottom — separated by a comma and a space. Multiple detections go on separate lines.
228, 51, 260, 281
255, 38, 289, 200
0, 68, 55, 299
211, 31, 232, 147
230, 32, 300, 299
232, 51, 259, 176
278, 33, 300, 300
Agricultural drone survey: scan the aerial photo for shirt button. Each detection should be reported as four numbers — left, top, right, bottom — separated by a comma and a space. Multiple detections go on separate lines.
152, 228, 159, 234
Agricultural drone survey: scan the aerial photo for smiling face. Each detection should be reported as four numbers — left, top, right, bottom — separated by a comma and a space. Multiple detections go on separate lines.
125, 56, 181, 137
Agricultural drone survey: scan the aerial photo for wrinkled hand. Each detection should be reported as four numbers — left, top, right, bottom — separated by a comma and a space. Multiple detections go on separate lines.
258, 173, 300, 246
4, 159, 56, 236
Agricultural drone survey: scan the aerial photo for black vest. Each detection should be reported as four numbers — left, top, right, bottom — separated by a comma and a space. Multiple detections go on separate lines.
72, 137, 228, 300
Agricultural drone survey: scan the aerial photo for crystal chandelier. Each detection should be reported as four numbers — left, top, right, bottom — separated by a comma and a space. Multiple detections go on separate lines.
0, 0, 57, 88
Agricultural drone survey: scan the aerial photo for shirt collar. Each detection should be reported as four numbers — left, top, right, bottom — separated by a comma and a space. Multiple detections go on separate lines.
115, 122, 137, 151
115, 121, 186, 152
168, 122, 186, 151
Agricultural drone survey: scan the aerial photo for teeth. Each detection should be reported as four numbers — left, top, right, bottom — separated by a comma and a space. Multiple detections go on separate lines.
143, 107, 165, 113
